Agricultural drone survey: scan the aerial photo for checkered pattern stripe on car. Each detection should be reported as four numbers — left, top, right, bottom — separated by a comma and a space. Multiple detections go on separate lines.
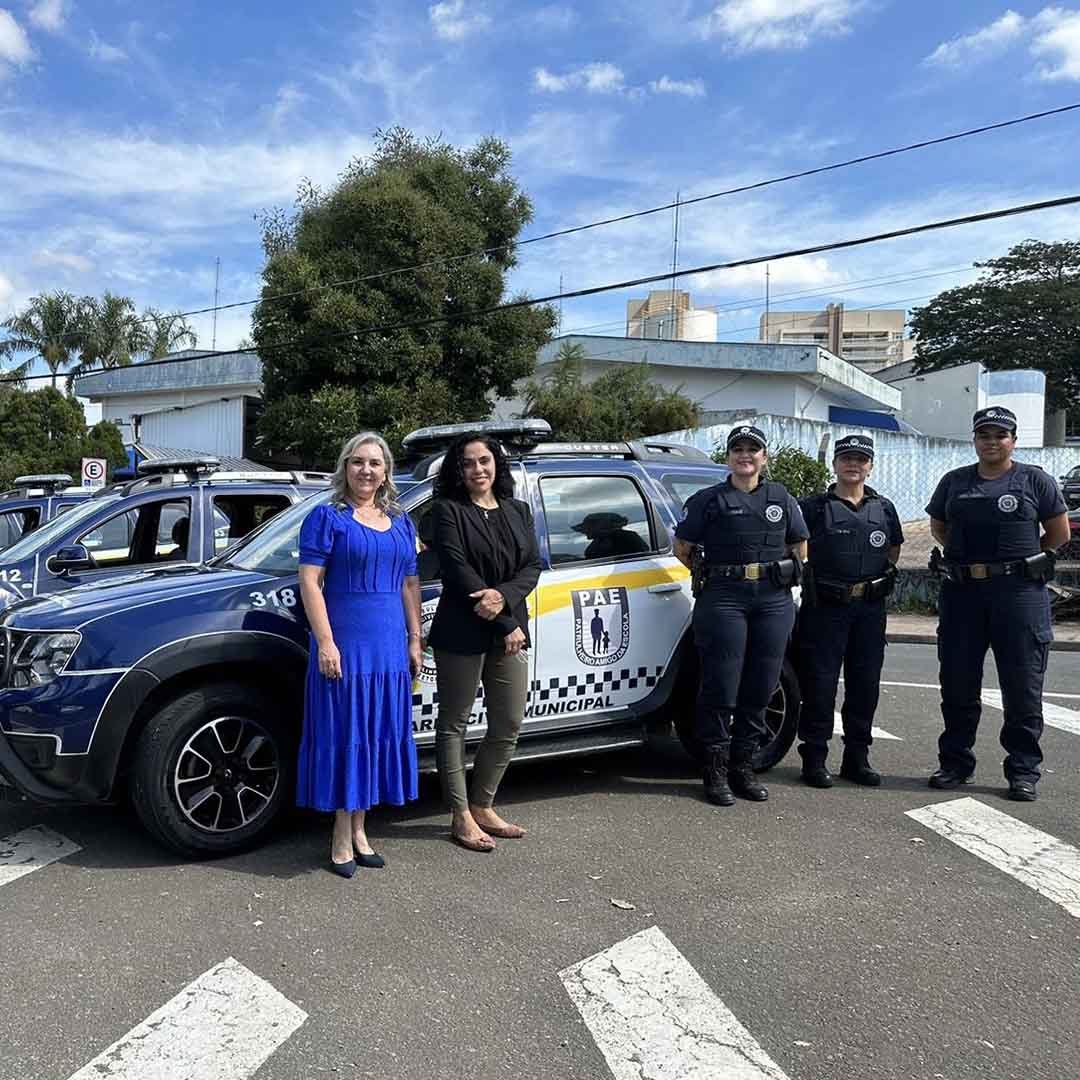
411, 665, 666, 714
531, 666, 665, 702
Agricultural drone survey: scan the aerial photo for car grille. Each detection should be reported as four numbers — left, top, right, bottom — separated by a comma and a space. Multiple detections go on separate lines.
0, 629, 8, 687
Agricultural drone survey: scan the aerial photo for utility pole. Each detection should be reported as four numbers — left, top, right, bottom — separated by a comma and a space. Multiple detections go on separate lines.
764, 263, 770, 341
211, 257, 221, 350
669, 191, 680, 340
558, 272, 564, 335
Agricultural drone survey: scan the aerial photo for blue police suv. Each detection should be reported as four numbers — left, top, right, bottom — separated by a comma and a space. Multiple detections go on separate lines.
0, 474, 95, 551
0, 457, 329, 605
0, 423, 801, 856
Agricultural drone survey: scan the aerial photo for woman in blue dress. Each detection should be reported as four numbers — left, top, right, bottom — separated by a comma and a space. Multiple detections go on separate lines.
297, 433, 422, 878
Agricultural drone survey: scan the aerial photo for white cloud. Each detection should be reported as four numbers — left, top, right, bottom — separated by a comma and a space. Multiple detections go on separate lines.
88, 32, 127, 63
0, 9, 34, 75
0, 269, 13, 311
1032, 6, 1080, 80
924, 10, 1027, 67
649, 74, 706, 97
429, 0, 490, 41
269, 83, 306, 126
534, 61, 626, 94
530, 4, 577, 31
33, 248, 92, 272
700, 0, 862, 52
701, 255, 843, 290
28, 0, 65, 32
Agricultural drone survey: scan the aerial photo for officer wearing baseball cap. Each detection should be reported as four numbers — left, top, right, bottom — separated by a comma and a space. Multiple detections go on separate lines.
795, 434, 904, 788
674, 424, 809, 806
926, 406, 1069, 800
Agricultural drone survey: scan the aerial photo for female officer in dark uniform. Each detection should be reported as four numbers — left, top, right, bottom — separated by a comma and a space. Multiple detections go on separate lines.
674, 425, 808, 806
927, 406, 1069, 801
796, 434, 904, 789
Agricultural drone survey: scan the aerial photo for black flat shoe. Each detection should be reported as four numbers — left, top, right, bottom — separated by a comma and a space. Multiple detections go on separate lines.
330, 858, 357, 879
1007, 780, 1037, 802
928, 768, 973, 790
355, 851, 385, 868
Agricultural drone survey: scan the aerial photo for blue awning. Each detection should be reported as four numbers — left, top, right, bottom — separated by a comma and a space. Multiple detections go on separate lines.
828, 407, 922, 435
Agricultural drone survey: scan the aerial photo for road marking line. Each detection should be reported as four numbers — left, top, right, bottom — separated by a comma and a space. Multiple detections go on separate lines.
906, 797, 1080, 919
66, 957, 307, 1080
982, 690, 1080, 737
0, 825, 81, 889
559, 925, 791, 1080
832, 712, 901, 741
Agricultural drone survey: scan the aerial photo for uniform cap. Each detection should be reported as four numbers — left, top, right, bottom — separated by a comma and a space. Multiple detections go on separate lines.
972, 406, 1017, 433
834, 434, 874, 460
725, 425, 767, 452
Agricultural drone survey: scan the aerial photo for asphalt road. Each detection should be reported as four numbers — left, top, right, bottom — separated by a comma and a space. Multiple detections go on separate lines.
3, 643, 1080, 1080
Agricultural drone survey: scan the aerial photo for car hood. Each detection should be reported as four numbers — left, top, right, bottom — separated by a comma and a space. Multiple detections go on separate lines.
1, 564, 273, 630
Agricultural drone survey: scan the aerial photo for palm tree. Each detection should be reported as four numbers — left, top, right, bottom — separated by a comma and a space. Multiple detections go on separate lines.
0, 291, 82, 388
67, 293, 143, 387
141, 308, 198, 359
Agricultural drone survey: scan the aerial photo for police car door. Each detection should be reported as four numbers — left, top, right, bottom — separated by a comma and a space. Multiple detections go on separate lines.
527, 465, 689, 731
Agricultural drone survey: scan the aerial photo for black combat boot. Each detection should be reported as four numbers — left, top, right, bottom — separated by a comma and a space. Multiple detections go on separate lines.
703, 745, 735, 806
729, 746, 768, 801
840, 746, 882, 787
799, 744, 834, 788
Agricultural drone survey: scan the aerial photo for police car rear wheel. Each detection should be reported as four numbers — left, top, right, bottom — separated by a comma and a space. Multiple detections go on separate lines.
130, 682, 289, 856
673, 658, 800, 772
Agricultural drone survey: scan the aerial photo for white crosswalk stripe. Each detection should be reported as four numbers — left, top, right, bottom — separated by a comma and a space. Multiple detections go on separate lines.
906, 797, 1080, 919
560, 925, 792, 1080
0, 825, 81, 889
65, 957, 306, 1080
982, 689, 1080, 737
832, 712, 902, 740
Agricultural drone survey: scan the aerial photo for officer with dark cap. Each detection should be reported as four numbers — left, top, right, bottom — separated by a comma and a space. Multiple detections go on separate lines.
674, 425, 809, 806
795, 434, 904, 788
927, 406, 1069, 801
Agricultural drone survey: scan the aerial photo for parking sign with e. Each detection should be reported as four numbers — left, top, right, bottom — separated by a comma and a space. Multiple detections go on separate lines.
81, 457, 107, 489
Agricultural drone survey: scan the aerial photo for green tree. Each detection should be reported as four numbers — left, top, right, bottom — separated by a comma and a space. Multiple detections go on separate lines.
522, 343, 699, 441
67, 292, 143, 385
252, 127, 556, 460
141, 309, 198, 359
0, 291, 82, 388
910, 240, 1080, 413
0, 388, 126, 488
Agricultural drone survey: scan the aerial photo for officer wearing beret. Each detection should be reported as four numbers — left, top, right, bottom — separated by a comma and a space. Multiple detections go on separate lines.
674, 426, 809, 806
927, 406, 1069, 801
796, 435, 903, 788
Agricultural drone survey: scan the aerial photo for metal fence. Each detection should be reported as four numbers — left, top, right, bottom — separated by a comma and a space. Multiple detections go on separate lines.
659, 414, 1080, 522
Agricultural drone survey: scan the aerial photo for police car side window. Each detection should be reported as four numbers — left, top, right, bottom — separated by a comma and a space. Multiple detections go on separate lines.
0, 510, 35, 548
540, 475, 654, 565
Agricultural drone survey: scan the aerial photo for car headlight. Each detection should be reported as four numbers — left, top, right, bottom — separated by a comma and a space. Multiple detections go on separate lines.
9, 631, 81, 687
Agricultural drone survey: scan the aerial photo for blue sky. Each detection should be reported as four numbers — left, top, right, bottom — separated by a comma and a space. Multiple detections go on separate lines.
1, 0, 1079, 382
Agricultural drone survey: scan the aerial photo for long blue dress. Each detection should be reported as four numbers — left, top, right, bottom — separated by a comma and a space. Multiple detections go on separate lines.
296, 503, 419, 812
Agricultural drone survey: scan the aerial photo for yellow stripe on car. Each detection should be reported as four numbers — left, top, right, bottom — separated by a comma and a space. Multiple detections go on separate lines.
527, 560, 690, 619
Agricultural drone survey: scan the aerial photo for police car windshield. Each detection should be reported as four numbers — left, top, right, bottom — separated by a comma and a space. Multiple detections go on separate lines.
214, 489, 333, 575
0, 493, 123, 561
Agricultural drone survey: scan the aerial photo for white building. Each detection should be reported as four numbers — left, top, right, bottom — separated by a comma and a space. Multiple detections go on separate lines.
496, 334, 901, 423
876, 360, 1046, 447
626, 290, 717, 343
74, 350, 264, 460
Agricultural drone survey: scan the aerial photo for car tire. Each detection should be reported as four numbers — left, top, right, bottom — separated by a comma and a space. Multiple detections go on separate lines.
130, 681, 292, 857
674, 657, 801, 772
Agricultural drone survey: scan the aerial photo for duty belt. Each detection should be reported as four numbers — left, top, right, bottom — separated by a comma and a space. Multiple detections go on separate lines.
705, 562, 773, 582
817, 577, 873, 600
950, 559, 1027, 581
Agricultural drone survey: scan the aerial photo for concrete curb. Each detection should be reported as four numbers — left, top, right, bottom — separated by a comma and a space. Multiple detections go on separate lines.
886, 632, 1080, 652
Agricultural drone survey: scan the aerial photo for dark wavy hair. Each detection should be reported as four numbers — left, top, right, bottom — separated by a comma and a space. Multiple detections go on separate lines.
433, 433, 515, 502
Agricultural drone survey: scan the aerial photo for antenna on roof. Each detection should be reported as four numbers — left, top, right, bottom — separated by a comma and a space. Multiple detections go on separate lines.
211, 257, 221, 350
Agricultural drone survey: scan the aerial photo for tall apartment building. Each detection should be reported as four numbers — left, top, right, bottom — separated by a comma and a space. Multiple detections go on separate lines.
758, 304, 915, 372
626, 290, 718, 342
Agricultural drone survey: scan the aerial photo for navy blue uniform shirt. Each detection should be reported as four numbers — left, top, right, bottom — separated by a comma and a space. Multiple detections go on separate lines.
800, 485, 905, 545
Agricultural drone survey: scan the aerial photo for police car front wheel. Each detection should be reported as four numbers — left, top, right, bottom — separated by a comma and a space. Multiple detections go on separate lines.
130, 681, 290, 856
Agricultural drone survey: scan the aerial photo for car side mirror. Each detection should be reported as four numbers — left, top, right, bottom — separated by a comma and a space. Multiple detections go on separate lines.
49, 544, 94, 574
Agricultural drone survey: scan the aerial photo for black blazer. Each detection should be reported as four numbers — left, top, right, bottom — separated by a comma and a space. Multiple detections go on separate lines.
427, 496, 542, 654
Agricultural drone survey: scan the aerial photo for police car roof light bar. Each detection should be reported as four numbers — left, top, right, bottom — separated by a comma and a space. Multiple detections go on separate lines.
401, 419, 553, 456
10, 473, 76, 495
136, 456, 221, 478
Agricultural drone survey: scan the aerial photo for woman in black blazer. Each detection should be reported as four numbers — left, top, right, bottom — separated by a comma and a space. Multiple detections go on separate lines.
428, 433, 541, 852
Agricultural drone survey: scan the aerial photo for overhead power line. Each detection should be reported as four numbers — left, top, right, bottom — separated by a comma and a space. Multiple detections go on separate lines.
5, 100, 1078, 357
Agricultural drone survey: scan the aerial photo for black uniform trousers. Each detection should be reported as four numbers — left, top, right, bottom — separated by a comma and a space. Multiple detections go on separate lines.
937, 576, 1052, 782
693, 579, 795, 754
796, 597, 886, 753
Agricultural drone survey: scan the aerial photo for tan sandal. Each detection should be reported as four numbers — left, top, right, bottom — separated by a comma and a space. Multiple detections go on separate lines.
451, 831, 496, 853
478, 822, 526, 839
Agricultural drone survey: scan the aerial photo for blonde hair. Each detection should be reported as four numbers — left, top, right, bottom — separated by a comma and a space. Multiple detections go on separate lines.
330, 432, 401, 514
